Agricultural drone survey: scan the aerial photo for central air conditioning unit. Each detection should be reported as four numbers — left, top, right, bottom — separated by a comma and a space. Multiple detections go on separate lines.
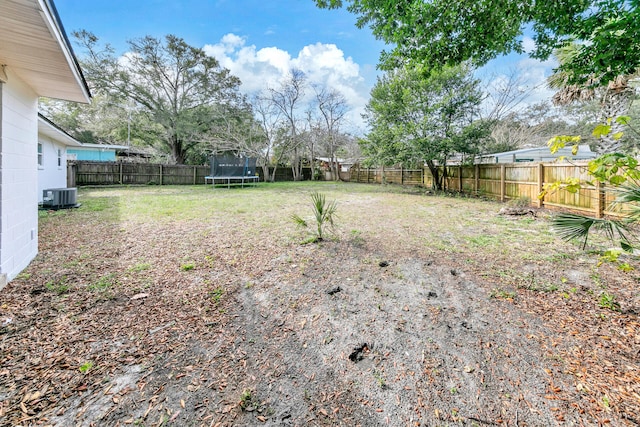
42, 188, 78, 209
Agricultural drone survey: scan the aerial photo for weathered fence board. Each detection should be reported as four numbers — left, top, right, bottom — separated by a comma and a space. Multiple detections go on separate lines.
351, 162, 622, 218
70, 161, 212, 186
70, 159, 626, 219
69, 161, 313, 186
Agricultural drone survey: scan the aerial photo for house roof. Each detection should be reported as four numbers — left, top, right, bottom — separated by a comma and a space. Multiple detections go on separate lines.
0, 0, 91, 103
38, 113, 82, 146
487, 144, 595, 158
71, 143, 130, 150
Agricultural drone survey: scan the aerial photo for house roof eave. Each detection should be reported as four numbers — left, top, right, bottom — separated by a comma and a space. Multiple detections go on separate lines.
0, 0, 91, 103
38, 113, 83, 146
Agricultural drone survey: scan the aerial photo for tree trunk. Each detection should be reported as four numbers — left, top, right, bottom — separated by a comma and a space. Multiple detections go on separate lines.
261, 164, 270, 182
328, 137, 339, 181
426, 160, 443, 190
269, 165, 278, 182
171, 135, 186, 164
291, 146, 303, 181
596, 84, 635, 154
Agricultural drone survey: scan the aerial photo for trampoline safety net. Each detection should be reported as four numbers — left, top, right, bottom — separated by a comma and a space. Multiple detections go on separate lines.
210, 155, 257, 177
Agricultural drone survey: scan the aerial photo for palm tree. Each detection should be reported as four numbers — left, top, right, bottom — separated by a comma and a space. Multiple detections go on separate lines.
547, 43, 637, 154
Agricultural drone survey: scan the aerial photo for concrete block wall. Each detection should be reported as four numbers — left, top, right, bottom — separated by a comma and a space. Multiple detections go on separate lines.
0, 68, 39, 285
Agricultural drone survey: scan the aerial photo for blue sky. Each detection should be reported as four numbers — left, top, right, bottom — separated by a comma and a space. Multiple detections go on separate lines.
53, 0, 556, 133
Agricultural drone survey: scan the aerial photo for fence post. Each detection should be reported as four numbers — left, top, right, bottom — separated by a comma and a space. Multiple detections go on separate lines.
595, 180, 605, 218
474, 164, 479, 195
500, 164, 506, 202
400, 166, 404, 185
160, 164, 163, 185
458, 166, 463, 192
67, 162, 76, 187
193, 166, 197, 185
537, 163, 544, 208
119, 162, 123, 185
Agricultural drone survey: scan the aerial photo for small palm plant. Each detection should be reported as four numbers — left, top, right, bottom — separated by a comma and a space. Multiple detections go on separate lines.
551, 211, 631, 250
552, 153, 640, 251
292, 191, 338, 242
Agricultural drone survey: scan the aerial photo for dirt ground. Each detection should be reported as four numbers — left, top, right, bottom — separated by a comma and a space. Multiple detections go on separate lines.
1, 185, 639, 426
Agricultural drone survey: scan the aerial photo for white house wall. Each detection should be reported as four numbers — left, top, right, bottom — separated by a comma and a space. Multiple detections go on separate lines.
0, 68, 39, 285
37, 134, 68, 203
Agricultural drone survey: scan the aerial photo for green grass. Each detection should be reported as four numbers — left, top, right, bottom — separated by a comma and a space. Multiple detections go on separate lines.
490, 288, 516, 300
129, 262, 151, 272
36, 183, 599, 284
88, 273, 118, 292
45, 277, 70, 295
79, 361, 94, 374
209, 287, 224, 304
180, 262, 196, 271
467, 235, 502, 247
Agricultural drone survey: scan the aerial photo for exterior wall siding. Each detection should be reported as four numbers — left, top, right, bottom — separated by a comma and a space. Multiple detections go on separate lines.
38, 134, 68, 202
0, 69, 39, 284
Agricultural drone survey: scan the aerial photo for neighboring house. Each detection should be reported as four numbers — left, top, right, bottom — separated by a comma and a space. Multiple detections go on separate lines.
440, 145, 598, 166
0, 0, 91, 287
316, 157, 358, 173
67, 143, 129, 162
474, 145, 597, 164
38, 114, 83, 202
116, 147, 153, 163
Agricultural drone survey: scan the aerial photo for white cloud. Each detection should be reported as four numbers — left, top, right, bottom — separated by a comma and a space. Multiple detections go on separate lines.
220, 33, 245, 50
515, 56, 558, 104
203, 34, 371, 133
521, 36, 537, 54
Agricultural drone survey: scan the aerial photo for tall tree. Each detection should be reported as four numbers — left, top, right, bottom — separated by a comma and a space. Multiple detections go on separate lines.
316, 0, 639, 88
363, 65, 486, 190
189, 100, 263, 165
74, 31, 243, 164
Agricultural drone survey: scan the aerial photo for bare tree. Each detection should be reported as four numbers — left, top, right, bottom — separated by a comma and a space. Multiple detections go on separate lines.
269, 69, 306, 181
303, 109, 323, 180
481, 69, 542, 122
250, 93, 284, 181
315, 86, 349, 180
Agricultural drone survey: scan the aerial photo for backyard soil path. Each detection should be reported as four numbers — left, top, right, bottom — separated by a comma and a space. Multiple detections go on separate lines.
1, 187, 639, 426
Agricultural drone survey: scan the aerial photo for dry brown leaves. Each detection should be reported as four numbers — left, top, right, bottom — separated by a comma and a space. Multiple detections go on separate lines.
1, 188, 639, 426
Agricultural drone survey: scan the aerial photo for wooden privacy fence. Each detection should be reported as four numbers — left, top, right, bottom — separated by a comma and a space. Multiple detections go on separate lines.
68, 161, 314, 187
351, 163, 620, 218
68, 161, 211, 186
350, 165, 424, 186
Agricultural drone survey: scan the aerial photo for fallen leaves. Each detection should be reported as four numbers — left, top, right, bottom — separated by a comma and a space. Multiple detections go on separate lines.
2, 186, 639, 426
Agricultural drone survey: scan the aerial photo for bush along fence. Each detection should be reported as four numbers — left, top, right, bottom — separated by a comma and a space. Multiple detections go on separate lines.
67, 161, 313, 187
350, 163, 618, 219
